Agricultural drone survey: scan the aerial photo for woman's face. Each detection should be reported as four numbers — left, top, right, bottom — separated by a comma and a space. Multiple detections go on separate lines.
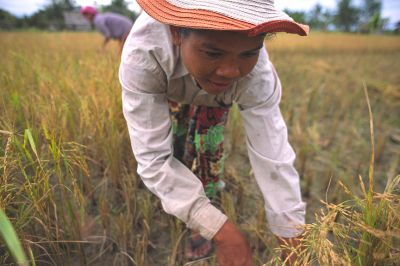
83, 13, 95, 22
170, 27, 265, 95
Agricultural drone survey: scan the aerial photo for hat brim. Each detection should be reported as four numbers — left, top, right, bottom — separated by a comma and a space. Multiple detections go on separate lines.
137, 0, 309, 36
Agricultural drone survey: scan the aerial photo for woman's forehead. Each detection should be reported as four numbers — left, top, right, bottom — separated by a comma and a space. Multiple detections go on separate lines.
186, 30, 265, 52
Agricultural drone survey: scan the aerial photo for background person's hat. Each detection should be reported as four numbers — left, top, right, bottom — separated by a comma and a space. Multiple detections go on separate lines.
80, 6, 98, 16
136, 0, 309, 36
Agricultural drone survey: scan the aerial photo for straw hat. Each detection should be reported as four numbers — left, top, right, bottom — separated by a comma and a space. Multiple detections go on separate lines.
136, 0, 309, 36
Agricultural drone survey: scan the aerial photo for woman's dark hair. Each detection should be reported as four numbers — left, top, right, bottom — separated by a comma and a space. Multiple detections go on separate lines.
178, 27, 205, 37
178, 27, 272, 39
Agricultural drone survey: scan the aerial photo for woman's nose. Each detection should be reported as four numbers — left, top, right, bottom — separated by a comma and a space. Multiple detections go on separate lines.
215, 63, 241, 79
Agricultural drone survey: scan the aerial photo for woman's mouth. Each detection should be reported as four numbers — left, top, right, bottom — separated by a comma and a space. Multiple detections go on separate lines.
209, 80, 233, 91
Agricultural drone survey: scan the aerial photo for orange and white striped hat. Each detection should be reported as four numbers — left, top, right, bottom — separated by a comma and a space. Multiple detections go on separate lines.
136, 0, 309, 36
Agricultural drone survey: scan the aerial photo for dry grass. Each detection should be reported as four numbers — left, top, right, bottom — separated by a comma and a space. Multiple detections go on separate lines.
0, 31, 399, 265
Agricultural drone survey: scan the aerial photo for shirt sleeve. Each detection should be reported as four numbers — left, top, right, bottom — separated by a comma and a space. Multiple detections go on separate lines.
237, 51, 306, 238
119, 54, 227, 240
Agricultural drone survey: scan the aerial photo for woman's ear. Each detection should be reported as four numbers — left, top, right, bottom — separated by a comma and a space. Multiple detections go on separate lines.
169, 26, 182, 46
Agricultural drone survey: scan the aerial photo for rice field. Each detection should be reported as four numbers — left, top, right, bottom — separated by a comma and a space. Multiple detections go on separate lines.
0, 31, 399, 265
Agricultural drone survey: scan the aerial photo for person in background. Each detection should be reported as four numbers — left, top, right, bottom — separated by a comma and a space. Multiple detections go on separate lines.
80, 6, 133, 53
119, 0, 310, 265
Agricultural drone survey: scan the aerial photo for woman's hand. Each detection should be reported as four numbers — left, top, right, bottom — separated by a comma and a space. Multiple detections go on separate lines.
213, 220, 253, 266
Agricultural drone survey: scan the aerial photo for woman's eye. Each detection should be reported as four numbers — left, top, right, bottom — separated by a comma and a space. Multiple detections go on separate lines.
205, 51, 223, 58
241, 52, 258, 58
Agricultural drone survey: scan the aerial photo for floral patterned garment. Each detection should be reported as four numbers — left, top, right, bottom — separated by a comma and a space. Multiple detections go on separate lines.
169, 100, 230, 199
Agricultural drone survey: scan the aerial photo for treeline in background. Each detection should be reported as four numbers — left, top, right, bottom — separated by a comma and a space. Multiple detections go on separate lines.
0, 0, 137, 31
0, 0, 400, 34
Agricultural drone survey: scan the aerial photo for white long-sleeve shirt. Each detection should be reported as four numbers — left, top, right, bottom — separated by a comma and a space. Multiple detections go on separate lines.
119, 12, 306, 240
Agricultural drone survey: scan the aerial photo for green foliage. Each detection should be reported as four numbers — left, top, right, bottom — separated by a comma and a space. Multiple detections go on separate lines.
360, 0, 390, 33
307, 4, 333, 31
1, 0, 137, 30
0, 9, 18, 30
283, 9, 307, 24
26, 1, 70, 30
101, 0, 137, 21
0, 0, 392, 33
0, 209, 29, 266
363, 0, 382, 19
334, 0, 361, 32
